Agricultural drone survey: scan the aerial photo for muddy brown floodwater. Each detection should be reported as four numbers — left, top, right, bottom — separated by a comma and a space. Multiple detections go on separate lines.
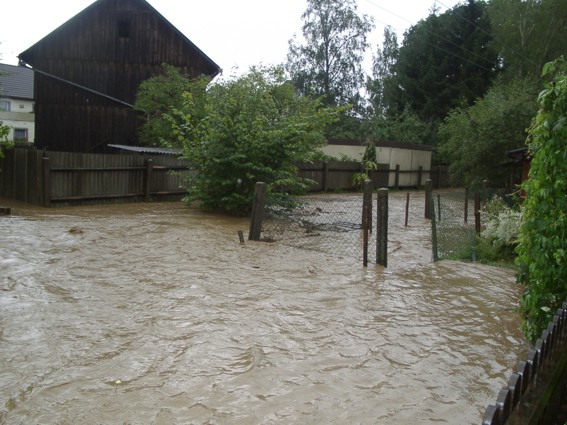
0, 191, 525, 425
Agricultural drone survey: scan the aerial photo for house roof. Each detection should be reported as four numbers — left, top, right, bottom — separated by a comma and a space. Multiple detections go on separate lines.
0, 63, 34, 100
108, 144, 182, 155
18, 0, 221, 76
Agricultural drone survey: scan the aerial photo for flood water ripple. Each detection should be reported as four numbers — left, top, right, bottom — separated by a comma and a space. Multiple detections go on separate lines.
0, 195, 525, 424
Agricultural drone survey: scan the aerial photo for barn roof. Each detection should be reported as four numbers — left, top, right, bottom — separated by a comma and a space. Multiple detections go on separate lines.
0, 63, 34, 100
18, 0, 220, 76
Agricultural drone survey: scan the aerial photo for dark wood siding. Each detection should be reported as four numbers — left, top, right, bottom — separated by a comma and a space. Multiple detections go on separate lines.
20, 0, 219, 153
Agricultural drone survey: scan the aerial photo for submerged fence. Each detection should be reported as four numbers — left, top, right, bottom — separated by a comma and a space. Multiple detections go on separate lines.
428, 183, 501, 261
482, 300, 567, 425
248, 181, 388, 266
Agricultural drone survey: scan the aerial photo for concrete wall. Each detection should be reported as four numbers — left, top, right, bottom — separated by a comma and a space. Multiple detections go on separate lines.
321, 140, 433, 187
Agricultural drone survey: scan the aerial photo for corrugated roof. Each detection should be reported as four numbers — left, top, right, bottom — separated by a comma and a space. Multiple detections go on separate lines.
0, 63, 34, 100
108, 144, 182, 155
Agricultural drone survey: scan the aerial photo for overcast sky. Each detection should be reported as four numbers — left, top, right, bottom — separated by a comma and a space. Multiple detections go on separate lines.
1, 0, 463, 76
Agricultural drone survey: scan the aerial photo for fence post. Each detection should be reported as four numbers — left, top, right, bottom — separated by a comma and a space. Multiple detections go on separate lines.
322, 161, 329, 192
362, 180, 373, 233
464, 188, 469, 224
405, 192, 410, 227
144, 158, 153, 201
249, 182, 267, 241
395, 164, 400, 190
475, 192, 481, 235
417, 166, 423, 188
431, 193, 439, 261
376, 188, 388, 267
43, 156, 51, 207
424, 179, 433, 219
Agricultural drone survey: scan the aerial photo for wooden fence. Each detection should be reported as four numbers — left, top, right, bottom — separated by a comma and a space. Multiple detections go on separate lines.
297, 161, 447, 191
0, 148, 190, 206
0, 148, 447, 207
483, 300, 567, 425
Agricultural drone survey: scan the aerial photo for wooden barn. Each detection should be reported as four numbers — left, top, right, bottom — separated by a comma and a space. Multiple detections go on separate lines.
18, 0, 220, 153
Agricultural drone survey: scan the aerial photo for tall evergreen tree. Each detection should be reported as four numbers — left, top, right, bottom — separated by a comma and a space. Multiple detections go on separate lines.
385, 0, 499, 125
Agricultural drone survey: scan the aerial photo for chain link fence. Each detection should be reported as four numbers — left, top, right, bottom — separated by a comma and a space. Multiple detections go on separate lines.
431, 188, 503, 261
260, 192, 376, 260
431, 190, 477, 261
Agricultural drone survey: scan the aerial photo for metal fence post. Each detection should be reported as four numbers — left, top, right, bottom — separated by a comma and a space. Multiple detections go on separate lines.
376, 188, 388, 267
362, 180, 373, 267
249, 182, 267, 241
362, 180, 373, 233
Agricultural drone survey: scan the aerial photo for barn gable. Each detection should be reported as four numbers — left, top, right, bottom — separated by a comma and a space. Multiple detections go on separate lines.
18, 0, 220, 153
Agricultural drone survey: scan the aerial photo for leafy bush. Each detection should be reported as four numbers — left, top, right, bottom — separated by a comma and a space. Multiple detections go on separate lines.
167, 66, 342, 215
0, 122, 12, 159
516, 57, 567, 343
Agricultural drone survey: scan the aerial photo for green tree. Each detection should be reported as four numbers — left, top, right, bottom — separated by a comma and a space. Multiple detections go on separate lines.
368, 26, 400, 118
0, 59, 13, 159
387, 1, 498, 129
167, 66, 342, 215
134, 63, 200, 147
516, 57, 567, 343
488, 0, 567, 81
286, 0, 374, 138
438, 77, 538, 188
0, 123, 11, 159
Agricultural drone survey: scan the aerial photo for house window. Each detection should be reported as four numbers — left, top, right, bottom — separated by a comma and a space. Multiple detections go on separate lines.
0, 100, 10, 112
117, 17, 131, 39
14, 128, 28, 142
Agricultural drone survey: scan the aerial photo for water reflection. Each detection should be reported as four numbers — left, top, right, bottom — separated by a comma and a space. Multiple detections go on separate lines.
0, 198, 524, 424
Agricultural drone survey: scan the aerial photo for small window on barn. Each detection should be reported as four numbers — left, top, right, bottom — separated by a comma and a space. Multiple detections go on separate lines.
0, 100, 10, 112
14, 128, 28, 142
117, 17, 131, 39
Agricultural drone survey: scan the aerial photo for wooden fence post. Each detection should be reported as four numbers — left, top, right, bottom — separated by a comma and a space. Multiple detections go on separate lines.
144, 158, 153, 201
322, 161, 329, 192
249, 182, 267, 241
431, 193, 439, 261
376, 188, 388, 267
475, 192, 481, 235
43, 156, 51, 207
424, 179, 433, 219
395, 164, 400, 189
464, 188, 469, 224
417, 166, 423, 188
405, 192, 410, 227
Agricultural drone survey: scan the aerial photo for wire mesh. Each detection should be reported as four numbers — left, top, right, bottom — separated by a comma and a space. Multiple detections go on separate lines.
261, 192, 376, 260
432, 190, 477, 261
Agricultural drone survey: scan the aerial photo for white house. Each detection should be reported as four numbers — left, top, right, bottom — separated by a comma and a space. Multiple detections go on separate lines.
0, 63, 34, 143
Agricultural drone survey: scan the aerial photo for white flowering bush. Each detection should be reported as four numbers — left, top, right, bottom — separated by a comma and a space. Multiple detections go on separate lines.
481, 197, 522, 249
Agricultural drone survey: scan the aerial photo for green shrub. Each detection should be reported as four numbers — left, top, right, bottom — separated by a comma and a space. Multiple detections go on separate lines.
516, 57, 567, 343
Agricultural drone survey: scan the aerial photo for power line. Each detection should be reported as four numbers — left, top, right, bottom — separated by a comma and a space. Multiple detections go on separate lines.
361, 0, 497, 74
